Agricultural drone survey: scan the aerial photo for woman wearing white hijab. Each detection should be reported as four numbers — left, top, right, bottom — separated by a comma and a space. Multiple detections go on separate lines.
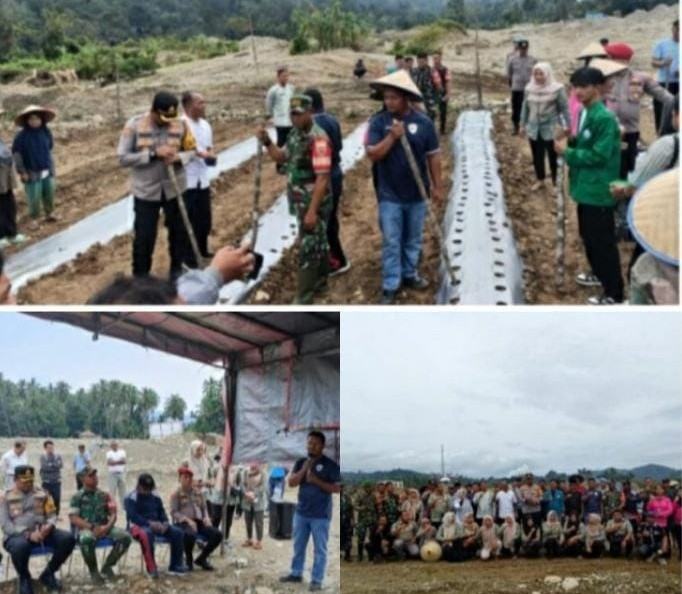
456, 512, 480, 562
402, 488, 424, 522
583, 513, 607, 558
520, 62, 571, 191
479, 515, 501, 560
499, 514, 522, 558
542, 510, 564, 558
436, 511, 459, 562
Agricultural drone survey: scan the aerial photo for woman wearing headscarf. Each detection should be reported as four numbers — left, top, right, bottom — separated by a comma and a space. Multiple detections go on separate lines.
542, 510, 564, 558
562, 511, 584, 557
402, 488, 423, 522
455, 512, 479, 562
188, 440, 211, 485
520, 62, 570, 191
521, 516, 542, 557
499, 514, 522, 558
12, 105, 58, 230
436, 511, 459, 562
583, 513, 606, 558
479, 515, 501, 560
452, 487, 474, 525
240, 462, 267, 550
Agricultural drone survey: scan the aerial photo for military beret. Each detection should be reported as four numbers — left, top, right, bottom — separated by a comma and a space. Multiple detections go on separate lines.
14, 466, 35, 483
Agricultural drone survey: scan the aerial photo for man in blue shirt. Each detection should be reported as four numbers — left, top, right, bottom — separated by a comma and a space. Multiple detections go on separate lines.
305, 88, 350, 277
280, 432, 340, 592
581, 478, 604, 523
366, 70, 443, 304
652, 20, 679, 132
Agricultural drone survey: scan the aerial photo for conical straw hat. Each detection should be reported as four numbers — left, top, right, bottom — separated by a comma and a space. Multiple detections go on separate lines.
590, 58, 628, 78
628, 168, 679, 266
577, 42, 608, 60
14, 104, 56, 127
370, 70, 423, 102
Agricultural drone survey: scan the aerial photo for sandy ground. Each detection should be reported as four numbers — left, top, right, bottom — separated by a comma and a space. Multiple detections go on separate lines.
6, 4, 678, 305
340, 557, 681, 594
0, 436, 340, 594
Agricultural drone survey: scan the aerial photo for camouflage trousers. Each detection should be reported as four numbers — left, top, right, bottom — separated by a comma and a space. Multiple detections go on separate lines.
355, 519, 375, 551
288, 185, 332, 269
78, 526, 132, 573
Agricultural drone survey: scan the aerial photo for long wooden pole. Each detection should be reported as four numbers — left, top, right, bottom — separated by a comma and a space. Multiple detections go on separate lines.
397, 132, 458, 290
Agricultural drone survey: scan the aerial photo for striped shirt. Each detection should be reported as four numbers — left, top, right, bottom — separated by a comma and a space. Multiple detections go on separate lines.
628, 133, 679, 188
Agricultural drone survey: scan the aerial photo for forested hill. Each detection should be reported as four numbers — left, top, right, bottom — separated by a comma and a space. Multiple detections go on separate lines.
0, 0, 446, 52
1, 0, 676, 52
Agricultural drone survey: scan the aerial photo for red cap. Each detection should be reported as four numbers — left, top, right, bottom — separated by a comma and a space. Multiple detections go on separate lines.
606, 43, 634, 61
178, 467, 194, 478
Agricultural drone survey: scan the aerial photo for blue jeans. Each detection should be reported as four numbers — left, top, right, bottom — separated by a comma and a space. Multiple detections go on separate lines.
290, 512, 330, 585
378, 200, 427, 291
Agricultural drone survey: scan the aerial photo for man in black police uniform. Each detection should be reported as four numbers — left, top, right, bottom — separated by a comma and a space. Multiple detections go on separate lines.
0, 465, 75, 594
280, 431, 340, 591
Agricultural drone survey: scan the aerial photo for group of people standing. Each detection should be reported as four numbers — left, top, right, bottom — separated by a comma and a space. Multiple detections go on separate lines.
342, 474, 681, 566
506, 21, 679, 305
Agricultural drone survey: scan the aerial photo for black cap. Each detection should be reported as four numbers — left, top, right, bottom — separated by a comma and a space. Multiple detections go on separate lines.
138, 473, 156, 490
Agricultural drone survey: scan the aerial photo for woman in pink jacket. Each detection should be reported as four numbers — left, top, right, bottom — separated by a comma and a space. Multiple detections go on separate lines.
646, 484, 674, 529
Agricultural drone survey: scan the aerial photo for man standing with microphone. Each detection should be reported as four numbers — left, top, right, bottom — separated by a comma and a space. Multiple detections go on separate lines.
280, 431, 340, 592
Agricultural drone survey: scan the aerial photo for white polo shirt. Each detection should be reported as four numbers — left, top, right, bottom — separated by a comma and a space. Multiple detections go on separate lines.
106, 449, 127, 475
184, 117, 213, 190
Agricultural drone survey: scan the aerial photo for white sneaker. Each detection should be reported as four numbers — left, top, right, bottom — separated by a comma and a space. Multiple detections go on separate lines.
10, 234, 28, 245
576, 272, 602, 287
0, 238, 10, 249
586, 295, 618, 306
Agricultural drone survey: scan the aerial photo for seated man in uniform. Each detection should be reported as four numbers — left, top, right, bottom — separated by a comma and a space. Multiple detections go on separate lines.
0, 465, 75, 594
68, 468, 132, 583
170, 467, 222, 571
125, 473, 188, 578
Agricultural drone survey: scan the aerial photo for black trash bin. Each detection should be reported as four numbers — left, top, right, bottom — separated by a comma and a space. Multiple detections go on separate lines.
269, 500, 296, 539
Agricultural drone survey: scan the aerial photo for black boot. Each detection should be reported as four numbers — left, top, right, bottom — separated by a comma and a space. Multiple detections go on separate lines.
39, 570, 62, 593
19, 576, 34, 594
357, 542, 364, 562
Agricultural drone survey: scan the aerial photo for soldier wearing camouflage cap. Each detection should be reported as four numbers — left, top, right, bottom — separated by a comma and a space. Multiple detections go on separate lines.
256, 94, 334, 304
0, 465, 75, 594
68, 467, 132, 584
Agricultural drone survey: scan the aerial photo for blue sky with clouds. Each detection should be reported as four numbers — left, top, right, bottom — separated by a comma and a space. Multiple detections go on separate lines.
0, 314, 223, 412
341, 312, 682, 477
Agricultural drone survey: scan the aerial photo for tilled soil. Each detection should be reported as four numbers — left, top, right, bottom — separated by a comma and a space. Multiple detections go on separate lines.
340, 557, 680, 594
249, 128, 454, 306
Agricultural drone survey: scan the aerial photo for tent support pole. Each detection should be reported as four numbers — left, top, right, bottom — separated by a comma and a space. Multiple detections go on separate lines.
220, 355, 239, 557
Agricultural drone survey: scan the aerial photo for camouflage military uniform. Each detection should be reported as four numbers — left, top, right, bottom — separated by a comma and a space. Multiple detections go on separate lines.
413, 66, 437, 120
383, 493, 400, 525
69, 487, 131, 577
284, 120, 333, 302
353, 487, 377, 561
340, 490, 354, 561
0, 473, 75, 587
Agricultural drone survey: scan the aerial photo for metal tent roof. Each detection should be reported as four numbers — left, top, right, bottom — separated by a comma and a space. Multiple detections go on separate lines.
27, 312, 339, 368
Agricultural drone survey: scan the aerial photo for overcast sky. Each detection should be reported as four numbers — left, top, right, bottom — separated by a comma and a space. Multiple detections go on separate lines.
0, 314, 223, 412
342, 312, 682, 477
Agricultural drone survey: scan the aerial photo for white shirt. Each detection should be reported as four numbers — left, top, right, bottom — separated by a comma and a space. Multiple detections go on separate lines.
106, 449, 127, 475
265, 83, 295, 128
184, 117, 213, 190
1, 449, 28, 478
495, 490, 517, 519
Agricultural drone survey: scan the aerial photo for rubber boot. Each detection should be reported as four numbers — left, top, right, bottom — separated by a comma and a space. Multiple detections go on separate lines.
293, 267, 319, 305
315, 260, 330, 297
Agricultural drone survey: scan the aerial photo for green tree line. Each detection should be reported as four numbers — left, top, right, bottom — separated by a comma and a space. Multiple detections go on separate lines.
0, 373, 193, 438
